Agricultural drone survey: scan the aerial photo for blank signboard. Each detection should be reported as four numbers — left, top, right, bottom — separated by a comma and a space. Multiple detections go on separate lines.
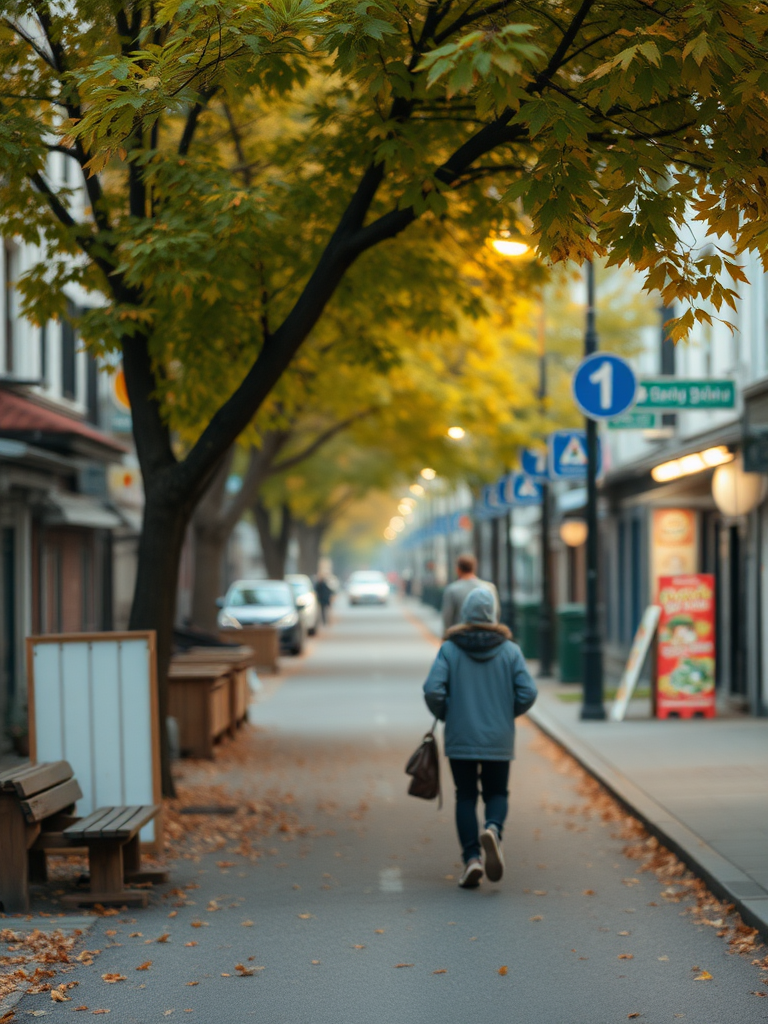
26, 632, 162, 849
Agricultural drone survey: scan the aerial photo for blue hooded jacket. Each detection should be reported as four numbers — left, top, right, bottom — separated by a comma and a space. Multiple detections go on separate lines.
423, 588, 537, 760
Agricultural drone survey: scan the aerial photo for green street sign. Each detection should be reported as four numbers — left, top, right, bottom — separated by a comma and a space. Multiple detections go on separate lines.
635, 378, 736, 411
608, 411, 658, 430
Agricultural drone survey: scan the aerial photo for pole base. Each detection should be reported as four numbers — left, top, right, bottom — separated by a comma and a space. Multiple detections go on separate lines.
580, 702, 607, 721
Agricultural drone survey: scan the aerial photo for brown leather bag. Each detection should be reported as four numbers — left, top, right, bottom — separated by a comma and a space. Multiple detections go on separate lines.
405, 719, 442, 808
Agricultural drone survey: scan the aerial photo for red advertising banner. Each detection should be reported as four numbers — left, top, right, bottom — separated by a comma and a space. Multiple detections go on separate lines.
656, 574, 716, 719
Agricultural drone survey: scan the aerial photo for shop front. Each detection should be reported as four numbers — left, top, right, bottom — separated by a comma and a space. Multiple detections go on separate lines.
601, 443, 767, 715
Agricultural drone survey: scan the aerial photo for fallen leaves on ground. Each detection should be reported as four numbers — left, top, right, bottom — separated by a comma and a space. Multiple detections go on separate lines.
618, 954, 634, 961
0, 929, 83, 1005
394, 963, 414, 969
241, 921, 254, 928
628, 1014, 641, 1019
529, 915, 543, 922
432, 969, 447, 974
528, 728, 767, 990
184, 943, 198, 948
297, 914, 313, 920
136, 962, 152, 971
91, 1010, 110, 1015
497, 966, 508, 976
101, 974, 126, 984
374, 929, 385, 934
156, 934, 171, 943
694, 970, 713, 981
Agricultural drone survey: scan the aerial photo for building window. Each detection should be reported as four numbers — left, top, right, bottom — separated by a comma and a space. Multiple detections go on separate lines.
86, 353, 99, 424
61, 303, 77, 400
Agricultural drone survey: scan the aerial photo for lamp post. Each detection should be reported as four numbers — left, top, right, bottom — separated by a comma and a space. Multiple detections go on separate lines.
537, 311, 554, 677
581, 260, 606, 720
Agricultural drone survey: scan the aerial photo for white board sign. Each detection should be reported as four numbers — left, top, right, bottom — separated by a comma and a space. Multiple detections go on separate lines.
610, 606, 662, 722
26, 632, 162, 848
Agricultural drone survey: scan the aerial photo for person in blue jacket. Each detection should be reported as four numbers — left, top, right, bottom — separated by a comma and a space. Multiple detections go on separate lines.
423, 587, 537, 889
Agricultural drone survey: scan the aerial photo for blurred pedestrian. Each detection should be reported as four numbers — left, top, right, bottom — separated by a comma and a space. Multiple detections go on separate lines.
315, 575, 333, 625
423, 588, 537, 889
441, 554, 500, 633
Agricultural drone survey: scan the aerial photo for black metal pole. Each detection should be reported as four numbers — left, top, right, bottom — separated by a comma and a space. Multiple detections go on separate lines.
505, 508, 516, 635
538, 313, 554, 677
581, 259, 606, 719
490, 515, 500, 593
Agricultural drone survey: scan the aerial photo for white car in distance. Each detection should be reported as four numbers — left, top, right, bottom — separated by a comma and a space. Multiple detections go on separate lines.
347, 570, 390, 606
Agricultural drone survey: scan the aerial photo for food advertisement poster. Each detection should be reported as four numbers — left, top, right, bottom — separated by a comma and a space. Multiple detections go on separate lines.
656, 574, 716, 719
651, 509, 698, 590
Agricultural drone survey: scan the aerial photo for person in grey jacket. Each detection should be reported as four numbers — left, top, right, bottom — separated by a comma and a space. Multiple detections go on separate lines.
423, 588, 537, 889
440, 554, 500, 634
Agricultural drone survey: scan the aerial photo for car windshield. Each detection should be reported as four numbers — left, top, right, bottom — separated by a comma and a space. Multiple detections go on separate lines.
228, 584, 292, 607
350, 571, 386, 583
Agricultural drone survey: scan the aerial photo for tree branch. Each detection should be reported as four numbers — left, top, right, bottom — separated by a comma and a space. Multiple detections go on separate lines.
270, 408, 378, 475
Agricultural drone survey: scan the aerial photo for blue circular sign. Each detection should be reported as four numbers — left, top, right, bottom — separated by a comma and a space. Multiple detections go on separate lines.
572, 353, 637, 420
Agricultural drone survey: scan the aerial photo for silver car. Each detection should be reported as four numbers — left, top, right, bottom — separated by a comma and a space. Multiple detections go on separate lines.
217, 579, 304, 655
286, 574, 320, 635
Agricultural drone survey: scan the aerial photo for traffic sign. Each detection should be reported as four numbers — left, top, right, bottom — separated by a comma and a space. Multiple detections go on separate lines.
635, 378, 735, 410
549, 429, 602, 480
521, 447, 549, 479
572, 352, 637, 420
500, 472, 543, 506
608, 411, 658, 430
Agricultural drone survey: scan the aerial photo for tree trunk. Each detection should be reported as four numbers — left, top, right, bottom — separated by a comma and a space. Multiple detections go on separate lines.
128, 489, 193, 799
296, 520, 324, 577
253, 501, 292, 579
191, 526, 227, 632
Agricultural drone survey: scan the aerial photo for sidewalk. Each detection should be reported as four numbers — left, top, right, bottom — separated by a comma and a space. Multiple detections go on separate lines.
404, 596, 768, 938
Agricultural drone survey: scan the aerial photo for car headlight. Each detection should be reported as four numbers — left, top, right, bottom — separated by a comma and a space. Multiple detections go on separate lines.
218, 611, 242, 629
276, 612, 299, 628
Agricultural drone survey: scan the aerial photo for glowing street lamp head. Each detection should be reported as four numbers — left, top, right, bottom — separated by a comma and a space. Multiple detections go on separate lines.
491, 238, 531, 258
383, 527, 397, 541
420, 467, 437, 481
389, 516, 405, 532
409, 483, 425, 496
398, 502, 414, 516
447, 426, 466, 440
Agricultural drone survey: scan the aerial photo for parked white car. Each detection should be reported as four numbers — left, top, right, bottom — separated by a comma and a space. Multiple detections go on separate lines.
217, 580, 304, 655
347, 570, 390, 606
286, 574, 320, 635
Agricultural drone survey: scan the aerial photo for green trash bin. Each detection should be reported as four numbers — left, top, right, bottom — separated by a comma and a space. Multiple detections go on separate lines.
557, 603, 585, 683
514, 599, 540, 659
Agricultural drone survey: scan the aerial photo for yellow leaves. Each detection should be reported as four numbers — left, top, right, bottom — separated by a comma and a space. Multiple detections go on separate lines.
529, 915, 543, 922
155, 934, 171, 943
101, 974, 126, 984
694, 970, 713, 981
618, 954, 634, 961
497, 966, 508, 976
136, 962, 153, 971
394, 963, 414, 968
297, 913, 313, 919
433, 969, 447, 974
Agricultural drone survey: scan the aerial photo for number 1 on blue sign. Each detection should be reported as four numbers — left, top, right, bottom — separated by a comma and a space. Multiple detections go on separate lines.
589, 360, 613, 410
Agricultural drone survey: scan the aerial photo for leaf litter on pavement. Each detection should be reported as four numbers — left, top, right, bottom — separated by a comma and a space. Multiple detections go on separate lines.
527, 726, 767, 996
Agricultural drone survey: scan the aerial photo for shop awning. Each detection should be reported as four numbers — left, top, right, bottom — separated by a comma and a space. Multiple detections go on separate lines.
0, 389, 127, 461
42, 492, 123, 530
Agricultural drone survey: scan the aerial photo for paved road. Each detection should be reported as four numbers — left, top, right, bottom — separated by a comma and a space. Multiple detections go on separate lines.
10, 600, 767, 1023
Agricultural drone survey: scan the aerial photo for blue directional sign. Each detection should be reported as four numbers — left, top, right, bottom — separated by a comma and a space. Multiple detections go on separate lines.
511, 473, 543, 506
549, 429, 602, 480
572, 352, 637, 421
521, 447, 549, 480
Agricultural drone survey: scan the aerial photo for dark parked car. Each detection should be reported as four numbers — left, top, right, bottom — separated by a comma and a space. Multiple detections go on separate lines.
217, 579, 304, 655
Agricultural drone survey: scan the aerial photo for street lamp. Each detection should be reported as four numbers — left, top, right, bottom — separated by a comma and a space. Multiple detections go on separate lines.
447, 426, 466, 440
581, 259, 606, 721
489, 235, 551, 668
420, 467, 437, 480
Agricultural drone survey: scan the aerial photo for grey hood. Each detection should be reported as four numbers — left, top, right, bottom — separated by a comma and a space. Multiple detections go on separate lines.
444, 589, 510, 661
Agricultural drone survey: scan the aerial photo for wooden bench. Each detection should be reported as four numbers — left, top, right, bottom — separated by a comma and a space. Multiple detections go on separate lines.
61, 805, 167, 907
0, 761, 83, 913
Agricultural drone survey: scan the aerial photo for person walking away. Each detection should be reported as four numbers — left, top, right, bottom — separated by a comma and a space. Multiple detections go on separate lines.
423, 588, 537, 888
315, 575, 333, 625
441, 554, 501, 634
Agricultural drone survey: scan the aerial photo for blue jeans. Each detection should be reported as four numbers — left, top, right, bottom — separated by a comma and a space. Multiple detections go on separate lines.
449, 759, 510, 863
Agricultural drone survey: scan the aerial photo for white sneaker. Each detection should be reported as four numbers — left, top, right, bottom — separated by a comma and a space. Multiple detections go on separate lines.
480, 825, 504, 882
458, 858, 483, 889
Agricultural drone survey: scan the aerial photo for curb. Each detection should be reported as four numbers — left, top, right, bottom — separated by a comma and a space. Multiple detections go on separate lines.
528, 704, 768, 941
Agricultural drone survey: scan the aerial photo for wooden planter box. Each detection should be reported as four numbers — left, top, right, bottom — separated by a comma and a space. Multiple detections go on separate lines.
219, 627, 279, 673
168, 663, 232, 759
